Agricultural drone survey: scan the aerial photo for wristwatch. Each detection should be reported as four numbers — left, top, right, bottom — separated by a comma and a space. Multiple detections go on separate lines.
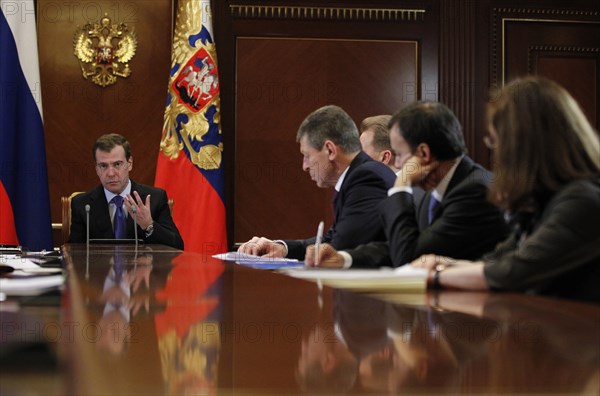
431, 264, 447, 289
145, 223, 154, 237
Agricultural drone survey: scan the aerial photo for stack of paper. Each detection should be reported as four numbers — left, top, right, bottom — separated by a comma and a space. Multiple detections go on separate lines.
280, 266, 428, 293
213, 252, 304, 269
0, 257, 64, 296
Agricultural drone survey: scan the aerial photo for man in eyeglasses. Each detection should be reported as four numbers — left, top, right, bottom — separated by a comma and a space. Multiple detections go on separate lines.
69, 133, 183, 249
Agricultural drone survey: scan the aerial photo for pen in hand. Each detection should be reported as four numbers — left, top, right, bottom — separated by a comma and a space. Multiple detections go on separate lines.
314, 221, 324, 266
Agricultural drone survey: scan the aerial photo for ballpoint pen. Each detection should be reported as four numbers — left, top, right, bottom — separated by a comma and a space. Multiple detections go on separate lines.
314, 221, 324, 266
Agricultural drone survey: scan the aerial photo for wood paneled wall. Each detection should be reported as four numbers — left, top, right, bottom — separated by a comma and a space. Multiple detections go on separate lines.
213, 0, 599, 246
440, 0, 599, 171
213, 1, 440, 244
234, 38, 420, 240
491, 5, 599, 126
37, 0, 599, 247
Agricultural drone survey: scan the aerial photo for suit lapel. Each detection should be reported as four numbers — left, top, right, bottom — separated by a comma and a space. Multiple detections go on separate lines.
334, 152, 370, 223
127, 182, 137, 237
445, 156, 473, 196
127, 181, 149, 238
90, 186, 114, 238
419, 157, 474, 228
332, 190, 341, 223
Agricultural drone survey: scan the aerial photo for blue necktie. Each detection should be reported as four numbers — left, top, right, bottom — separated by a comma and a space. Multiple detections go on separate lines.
112, 195, 126, 239
428, 195, 440, 225
113, 247, 125, 284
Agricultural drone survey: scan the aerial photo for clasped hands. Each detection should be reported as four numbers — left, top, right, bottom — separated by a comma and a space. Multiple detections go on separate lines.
305, 244, 457, 272
237, 237, 287, 258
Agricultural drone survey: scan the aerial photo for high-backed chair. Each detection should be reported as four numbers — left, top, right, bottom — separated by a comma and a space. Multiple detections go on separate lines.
61, 192, 83, 243
61, 193, 174, 243
168, 199, 174, 217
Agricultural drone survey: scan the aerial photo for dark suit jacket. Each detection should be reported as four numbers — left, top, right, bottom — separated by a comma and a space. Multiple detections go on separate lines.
334, 290, 390, 360
68, 181, 184, 250
349, 156, 509, 267
285, 151, 396, 259
386, 306, 492, 372
484, 177, 600, 302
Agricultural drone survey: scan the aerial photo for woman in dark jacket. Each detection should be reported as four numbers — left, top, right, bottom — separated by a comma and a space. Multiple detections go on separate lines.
413, 76, 600, 302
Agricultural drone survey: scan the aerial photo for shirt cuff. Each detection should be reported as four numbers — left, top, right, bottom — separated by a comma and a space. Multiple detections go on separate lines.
388, 186, 413, 196
338, 251, 353, 269
272, 240, 288, 257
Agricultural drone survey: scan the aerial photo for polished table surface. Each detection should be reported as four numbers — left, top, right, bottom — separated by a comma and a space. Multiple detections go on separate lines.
1, 244, 599, 395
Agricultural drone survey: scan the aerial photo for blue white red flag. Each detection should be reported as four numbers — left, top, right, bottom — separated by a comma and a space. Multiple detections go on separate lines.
155, 0, 227, 254
0, 0, 53, 250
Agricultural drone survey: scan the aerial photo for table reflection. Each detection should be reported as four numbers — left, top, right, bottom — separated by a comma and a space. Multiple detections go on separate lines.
69, 246, 224, 395
96, 248, 152, 355
296, 291, 390, 393
436, 292, 600, 395
154, 253, 223, 395
294, 290, 600, 395
12, 245, 597, 395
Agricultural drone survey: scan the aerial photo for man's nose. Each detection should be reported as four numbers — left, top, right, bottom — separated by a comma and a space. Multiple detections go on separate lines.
394, 157, 402, 169
302, 158, 310, 172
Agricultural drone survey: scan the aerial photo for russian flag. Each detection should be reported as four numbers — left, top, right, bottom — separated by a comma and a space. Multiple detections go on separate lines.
0, 0, 53, 250
155, 0, 227, 254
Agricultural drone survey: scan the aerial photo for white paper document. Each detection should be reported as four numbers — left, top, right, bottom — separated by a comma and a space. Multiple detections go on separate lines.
1, 257, 42, 269
0, 275, 64, 296
213, 252, 300, 263
280, 265, 428, 293
0, 257, 64, 296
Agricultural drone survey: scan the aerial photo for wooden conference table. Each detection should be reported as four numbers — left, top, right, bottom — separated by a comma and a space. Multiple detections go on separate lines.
1, 244, 598, 395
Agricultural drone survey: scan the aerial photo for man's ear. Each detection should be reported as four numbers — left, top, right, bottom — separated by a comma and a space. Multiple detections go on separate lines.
324, 140, 337, 161
380, 150, 393, 165
416, 143, 432, 163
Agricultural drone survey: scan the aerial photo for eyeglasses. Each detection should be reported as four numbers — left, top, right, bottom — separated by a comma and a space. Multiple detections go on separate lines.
96, 161, 127, 172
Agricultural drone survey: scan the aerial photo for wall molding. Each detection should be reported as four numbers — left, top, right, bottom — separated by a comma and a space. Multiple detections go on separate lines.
229, 5, 426, 21
440, 0, 476, 154
528, 45, 599, 53
491, 7, 600, 86
528, 45, 599, 73
493, 7, 598, 17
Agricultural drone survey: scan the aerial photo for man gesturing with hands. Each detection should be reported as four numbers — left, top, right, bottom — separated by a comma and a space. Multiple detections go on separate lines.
69, 133, 183, 249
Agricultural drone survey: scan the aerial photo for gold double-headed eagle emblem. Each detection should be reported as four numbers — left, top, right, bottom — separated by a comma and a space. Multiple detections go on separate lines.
73, 14, 137, 87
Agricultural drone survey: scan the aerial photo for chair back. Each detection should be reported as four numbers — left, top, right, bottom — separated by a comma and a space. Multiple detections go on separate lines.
61, 192, 82, 243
